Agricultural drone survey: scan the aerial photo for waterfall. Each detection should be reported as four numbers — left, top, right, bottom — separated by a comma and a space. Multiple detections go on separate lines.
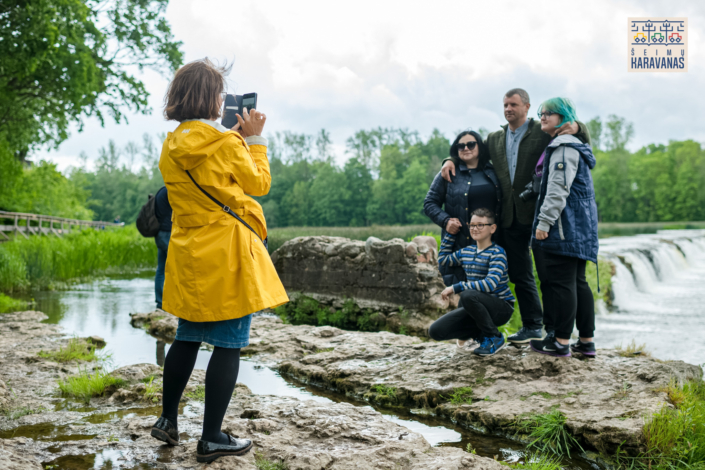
600, 230, 705, 312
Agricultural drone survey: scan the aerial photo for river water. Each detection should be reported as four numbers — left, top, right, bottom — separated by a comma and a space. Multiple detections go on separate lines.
14, 228, 705, 468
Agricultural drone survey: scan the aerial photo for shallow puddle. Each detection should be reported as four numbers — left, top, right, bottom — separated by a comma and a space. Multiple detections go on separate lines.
0, 422, 96, 441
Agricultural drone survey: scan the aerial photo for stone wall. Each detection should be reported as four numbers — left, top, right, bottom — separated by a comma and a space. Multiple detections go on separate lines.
270, 235, 453, 334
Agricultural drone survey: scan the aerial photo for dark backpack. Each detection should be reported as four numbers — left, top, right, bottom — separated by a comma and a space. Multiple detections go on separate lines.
136, 193, 160, 237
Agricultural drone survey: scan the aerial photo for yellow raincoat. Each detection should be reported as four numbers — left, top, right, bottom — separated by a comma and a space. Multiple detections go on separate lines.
159, 119, 289, 322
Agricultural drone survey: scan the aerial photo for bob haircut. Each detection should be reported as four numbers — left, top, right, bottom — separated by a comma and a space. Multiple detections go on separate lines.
164, 58, 231, 122
538, 97, 578, 128
450, 130, 490, 169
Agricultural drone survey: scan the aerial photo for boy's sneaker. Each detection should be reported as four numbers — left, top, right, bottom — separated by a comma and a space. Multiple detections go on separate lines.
570, 340, 596, 357
530, 334, 571, 358
473, 335, 507, 356
508, 327, 543, 344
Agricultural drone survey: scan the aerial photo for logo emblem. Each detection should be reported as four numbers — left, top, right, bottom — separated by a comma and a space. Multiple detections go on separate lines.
629, 18, 687, 72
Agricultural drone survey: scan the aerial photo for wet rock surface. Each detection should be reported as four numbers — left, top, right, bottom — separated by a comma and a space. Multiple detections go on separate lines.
270, 236, 453, 334
131, 311, 702, 456
1, 311, 503, 469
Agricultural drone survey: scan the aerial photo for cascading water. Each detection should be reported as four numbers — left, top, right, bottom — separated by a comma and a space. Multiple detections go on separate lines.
598, 230, 705, 367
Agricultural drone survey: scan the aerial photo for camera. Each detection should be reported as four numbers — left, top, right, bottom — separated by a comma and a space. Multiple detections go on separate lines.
221, 93, 258, 129
519, 174, 542, 202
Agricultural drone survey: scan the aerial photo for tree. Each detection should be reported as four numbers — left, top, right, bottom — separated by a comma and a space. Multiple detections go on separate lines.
603, 115, 634, 151
586, 117, 603, 151
0, 0, 183, 158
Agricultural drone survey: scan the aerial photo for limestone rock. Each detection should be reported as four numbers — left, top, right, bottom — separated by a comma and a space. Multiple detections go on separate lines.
272, 236, 450, 334
0, 441, 43, 470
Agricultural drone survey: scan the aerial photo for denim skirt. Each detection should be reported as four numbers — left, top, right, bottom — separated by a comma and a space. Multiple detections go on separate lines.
175, 314, 252, 349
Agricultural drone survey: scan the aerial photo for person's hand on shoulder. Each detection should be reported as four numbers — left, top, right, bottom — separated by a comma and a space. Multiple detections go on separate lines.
232, 108, 267, 138
555, 121, 579, 136
441, 160, 456, 182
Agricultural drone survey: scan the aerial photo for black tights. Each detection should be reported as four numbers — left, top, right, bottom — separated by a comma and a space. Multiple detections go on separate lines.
161, 340, 241, 445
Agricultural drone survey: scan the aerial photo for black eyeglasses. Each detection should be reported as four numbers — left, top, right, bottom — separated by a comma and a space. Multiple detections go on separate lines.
538, 111, 556, 119
456, 142, 478, 151
469, 223, 493, 230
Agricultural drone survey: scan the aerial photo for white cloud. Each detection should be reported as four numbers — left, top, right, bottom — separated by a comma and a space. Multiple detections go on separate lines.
33, 0, 705, 172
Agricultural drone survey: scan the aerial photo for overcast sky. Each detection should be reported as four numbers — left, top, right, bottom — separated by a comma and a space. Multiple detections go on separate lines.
34, 0, 704, 172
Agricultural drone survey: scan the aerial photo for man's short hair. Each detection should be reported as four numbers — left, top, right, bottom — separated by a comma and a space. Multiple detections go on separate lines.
471, 208, 496, 224
164, 58, 231, 122
505, 88, 530, 104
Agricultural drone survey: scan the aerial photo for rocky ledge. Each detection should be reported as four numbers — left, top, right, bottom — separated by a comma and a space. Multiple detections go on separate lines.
0, 311, 502, 469
132, 311, 703, 459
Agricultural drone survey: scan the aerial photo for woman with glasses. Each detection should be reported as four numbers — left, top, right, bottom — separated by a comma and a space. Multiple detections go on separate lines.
529, 98, 598, 358
423, 131, 502, 287
150, 58, 289, 463
428, 208, 515, 356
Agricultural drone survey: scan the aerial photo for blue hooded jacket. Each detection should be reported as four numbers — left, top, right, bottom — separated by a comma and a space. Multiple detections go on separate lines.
531, 137, 599, 263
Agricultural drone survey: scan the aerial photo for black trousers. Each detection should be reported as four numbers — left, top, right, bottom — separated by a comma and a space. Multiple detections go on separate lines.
496, 215, 544, 330
539, 250, 595, 340
429, 290, 514, 340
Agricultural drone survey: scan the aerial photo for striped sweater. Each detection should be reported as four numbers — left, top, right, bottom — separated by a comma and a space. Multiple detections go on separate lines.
438, 233, 515, 303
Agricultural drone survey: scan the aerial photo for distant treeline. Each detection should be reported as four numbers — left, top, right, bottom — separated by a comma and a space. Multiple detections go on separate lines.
1, 115, 704, 225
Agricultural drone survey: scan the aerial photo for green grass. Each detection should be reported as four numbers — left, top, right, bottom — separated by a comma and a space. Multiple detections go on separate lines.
0, 293, 27, 313
185, 385, 206, 402
369, 384, 399, 405
57, 369, 126, 404
267, 224, 440, 253
254, 452, 289, 470
444, 387, 474, 405
142, 376, 162, 403
1, 405, 47, 420
501, 453, 563, 470
38, 338, 99, 363
619, 379, 705, 470
275, 295, 384, 332
615, 340, 651, 358
0, 225, 156, 293
516, 408, 583, 458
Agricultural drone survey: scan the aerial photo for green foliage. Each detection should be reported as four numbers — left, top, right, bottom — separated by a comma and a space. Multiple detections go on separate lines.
369, 384, 399, 405
0, 293, 27, 313
615, 340, 651, 358
503, 453, 563, 470
38, 338, 99, 363
516, 409, 583, 457
0, 225, 156, 292
1, 405, 47, 420
274, 296, 383, 332
444, 387, 474, 405
618, 380, 705, 470
58, 369, 126, 404
142, 376, 162, 403
0, 0, 182, 156
254, 452, 289, 470
185, 385, 206, 402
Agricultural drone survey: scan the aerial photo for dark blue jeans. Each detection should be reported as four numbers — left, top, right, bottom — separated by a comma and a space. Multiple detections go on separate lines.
155, 230, 171, 309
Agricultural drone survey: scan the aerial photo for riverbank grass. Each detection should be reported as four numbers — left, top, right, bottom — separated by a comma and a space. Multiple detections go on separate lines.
615, 340, 651, 358
502, 453, 562, 470
254, 451, 289, 470
58, 369, 126, 404
38, 338, 99, 363
0, 293, 26, 313
516, 409, 583, 458
623, 379, 705, 470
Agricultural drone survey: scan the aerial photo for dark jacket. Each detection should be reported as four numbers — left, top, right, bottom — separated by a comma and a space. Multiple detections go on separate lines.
154, 186, 173, 233
423, 163, 502, 251
531, 138, 598, 262
446, 119, 591, 228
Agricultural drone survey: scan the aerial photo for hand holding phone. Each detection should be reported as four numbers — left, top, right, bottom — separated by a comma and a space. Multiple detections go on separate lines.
235, 108, 266, 137
221, 93, 257, 130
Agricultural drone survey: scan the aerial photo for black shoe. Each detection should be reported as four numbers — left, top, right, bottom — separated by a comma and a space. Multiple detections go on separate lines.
473, 335, 507, 356
508, 327, 543, 344
571, 340, 596, 357
530, 335, 571, 358
197, 434, 253, 463
151, 416, 179, 446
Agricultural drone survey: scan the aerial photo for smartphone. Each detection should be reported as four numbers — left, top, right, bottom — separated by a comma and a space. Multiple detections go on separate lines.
221, 93, 257, 129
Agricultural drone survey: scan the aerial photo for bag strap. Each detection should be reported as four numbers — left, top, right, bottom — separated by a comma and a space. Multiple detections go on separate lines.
185, 170, 265, 245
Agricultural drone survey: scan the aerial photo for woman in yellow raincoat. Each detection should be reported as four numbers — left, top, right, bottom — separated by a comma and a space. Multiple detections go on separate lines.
150, 58, 288, 464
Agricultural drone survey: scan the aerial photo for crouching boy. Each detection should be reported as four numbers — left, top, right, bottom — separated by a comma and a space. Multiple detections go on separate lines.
428, 208, 516, 356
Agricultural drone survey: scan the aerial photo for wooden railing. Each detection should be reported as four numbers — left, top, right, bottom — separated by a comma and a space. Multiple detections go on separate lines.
0, 211, 124, 241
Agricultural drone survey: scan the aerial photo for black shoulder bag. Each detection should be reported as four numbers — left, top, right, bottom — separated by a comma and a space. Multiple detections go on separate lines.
185, 170, 268, 250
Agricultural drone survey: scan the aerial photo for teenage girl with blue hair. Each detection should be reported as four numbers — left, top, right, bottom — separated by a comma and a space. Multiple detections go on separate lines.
529, 98, 599, 358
